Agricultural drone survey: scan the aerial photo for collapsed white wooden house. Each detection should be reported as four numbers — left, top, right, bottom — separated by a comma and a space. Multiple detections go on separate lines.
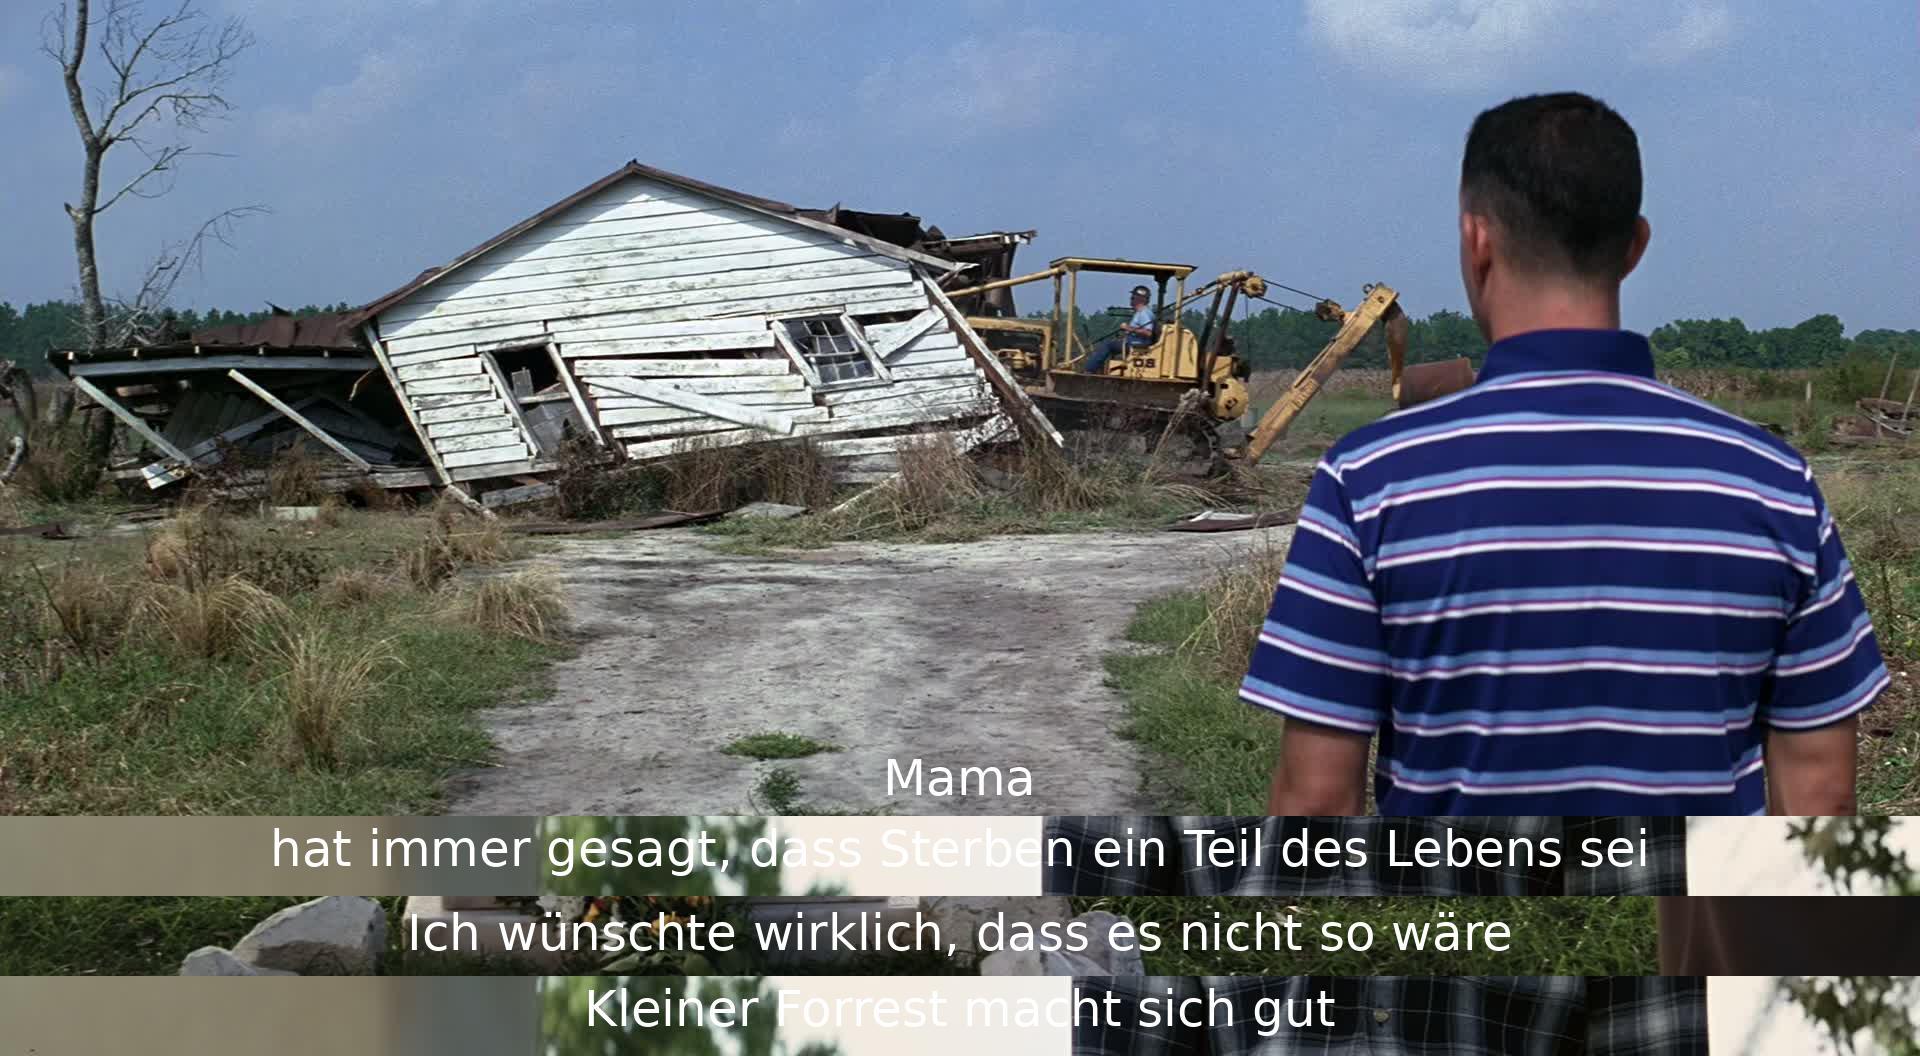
48, 310, 434, 495
342, 160, 1058, 500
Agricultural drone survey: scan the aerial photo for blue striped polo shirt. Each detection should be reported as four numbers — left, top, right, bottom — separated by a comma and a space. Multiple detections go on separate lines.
1241, 328, 1887, 815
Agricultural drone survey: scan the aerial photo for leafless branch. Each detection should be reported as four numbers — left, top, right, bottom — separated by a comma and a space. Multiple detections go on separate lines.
107, 204, 268, 346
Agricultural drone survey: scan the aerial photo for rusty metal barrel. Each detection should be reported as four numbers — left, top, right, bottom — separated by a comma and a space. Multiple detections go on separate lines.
1396, 357, 1477, 409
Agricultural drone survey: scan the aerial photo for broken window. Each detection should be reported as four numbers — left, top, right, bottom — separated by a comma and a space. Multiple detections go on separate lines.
776, 314, 885, 387
488, 344, 562, 401
483, 343, 587, 457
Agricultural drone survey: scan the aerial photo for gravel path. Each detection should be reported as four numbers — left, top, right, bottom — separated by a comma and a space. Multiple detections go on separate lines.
445, 526, 1289, 815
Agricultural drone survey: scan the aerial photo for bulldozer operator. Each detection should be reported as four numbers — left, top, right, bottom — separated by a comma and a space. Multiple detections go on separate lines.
1083, 284, 1155, 374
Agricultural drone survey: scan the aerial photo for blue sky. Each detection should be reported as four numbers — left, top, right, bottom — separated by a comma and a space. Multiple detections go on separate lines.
0, 0, 1913, 331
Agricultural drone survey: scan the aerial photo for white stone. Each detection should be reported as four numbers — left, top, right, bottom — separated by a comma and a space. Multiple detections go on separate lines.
179, 946, 294, 976
978, 948, 1109, 976
978, 949, 1046, 976
232, 896, 387, 975
729, 501, 808, 520
923, 896, 1071, 958
1072, 911, 1146, 975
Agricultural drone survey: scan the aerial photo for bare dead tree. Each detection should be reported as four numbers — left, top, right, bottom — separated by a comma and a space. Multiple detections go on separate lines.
110, 204, 267, 346
0, 360, 36, 483
40, 0, 255, 469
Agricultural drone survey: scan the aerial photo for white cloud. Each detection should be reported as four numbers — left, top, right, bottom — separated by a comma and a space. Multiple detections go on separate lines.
857, 28, 1116, 135
1304, 0, 1588, 92
1642, 2, 1734, 64
1304, 0, 1735, 91
257, 42, 438, 145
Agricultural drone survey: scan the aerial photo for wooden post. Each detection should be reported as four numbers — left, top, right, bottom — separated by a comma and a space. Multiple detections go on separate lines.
70, 375, 192, 464
542, 334, 605, 447
226, 368, 373, 471
919, 273, 1065, 448
1901, 369, 1918, 439
1882, 352, 1899, 400
360, 323, 455, 487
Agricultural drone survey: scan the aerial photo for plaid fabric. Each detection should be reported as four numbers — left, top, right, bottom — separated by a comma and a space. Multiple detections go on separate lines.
1043, 818, 1686, 897
1071, 976, 1708, 1055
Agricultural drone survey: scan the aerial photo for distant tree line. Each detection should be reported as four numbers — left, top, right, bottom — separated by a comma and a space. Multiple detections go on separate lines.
1061, 301, 1920, 373
0, 300, 350, 376
8, 296, 1919, 378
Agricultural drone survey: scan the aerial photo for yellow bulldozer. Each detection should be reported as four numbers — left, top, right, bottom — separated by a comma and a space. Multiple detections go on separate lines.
948, 256, 1419, 468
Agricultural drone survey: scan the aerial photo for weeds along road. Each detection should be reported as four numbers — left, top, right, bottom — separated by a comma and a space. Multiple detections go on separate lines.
446, 527, 1292, 815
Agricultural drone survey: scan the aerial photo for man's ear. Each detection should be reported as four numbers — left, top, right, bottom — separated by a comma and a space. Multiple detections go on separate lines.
1460, 211, 1495, 289
1620, 216, 1652, 280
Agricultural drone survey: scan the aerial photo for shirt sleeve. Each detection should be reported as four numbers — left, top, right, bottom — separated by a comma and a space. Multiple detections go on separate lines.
1763, 475, 1889, 730
1585, 977, 1709, 1056
1239, 462, 1390, 735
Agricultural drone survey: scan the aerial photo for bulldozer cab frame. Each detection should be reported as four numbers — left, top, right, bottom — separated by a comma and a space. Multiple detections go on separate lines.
948, 255, 1414, 466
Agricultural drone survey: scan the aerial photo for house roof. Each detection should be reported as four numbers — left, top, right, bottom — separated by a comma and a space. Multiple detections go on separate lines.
344, 160, 970, 331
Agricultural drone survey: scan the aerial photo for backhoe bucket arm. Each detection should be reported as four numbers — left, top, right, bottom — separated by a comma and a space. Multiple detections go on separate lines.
1243, 284, 1401, 464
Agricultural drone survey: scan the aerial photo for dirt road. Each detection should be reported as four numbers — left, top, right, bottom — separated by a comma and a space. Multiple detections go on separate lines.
446, 526, 1289, 816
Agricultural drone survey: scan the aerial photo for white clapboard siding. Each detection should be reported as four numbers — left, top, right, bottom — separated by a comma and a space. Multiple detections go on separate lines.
831, 388, 993, 419
866, 309, 944, 357
559, 331, 775, 358
463, 205, 836, 270
819, 378, 986, 406
585, 375, 806, 397
549, 316, 769, 345
886, 362, 985, 383
396, 359, 488, 382
441, 238, 874, 300
427, 416, 523, 440
435, 429, 527, 454
388, 343, 489, 369
450, 458, 542, 483
441, 443, 531, 469
883, 326, 967, 365
811, 430, 974, 458
395, 255, 900, 330
413, 392, 505, 411
594, 391, 810, 410
808, 404, 990, 434
382, 320, 550, 359
374, 171, 928, 337
586, 375, 799, 434
623, 430, 750, 460
382, 268, 915, 342
573, 358, 791, 378
609, 419, 751, 442
597, 404, 826, 428
418, 401, 511, 426
403, 374, 493, 396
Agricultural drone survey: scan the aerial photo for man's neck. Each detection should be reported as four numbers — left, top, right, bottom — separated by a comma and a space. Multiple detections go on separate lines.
1482, 279, 1624, 343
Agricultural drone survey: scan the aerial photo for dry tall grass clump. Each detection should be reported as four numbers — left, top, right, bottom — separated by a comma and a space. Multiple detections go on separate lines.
144, 504, 236, 584
132, 576, 294, 660
843, 434, 983, 534
1183, 538, 1290, 679
656, 436, 837, 512
259, 624, 398, 770
405, 498, 509, 588
316, 567, 398, 609
440, 571, 567, 643
1015, 432, 1126, 512
37, 561, 130, 658
266, 441, 328, 506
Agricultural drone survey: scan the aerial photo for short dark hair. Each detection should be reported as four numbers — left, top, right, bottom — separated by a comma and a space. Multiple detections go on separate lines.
1461, 92, 1642, 281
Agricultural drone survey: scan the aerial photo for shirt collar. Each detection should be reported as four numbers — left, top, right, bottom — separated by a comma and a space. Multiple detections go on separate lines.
1475, 328, 1656, 383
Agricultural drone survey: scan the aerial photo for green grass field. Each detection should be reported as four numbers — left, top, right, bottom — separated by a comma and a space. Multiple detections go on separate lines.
0, 504, 567, 815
